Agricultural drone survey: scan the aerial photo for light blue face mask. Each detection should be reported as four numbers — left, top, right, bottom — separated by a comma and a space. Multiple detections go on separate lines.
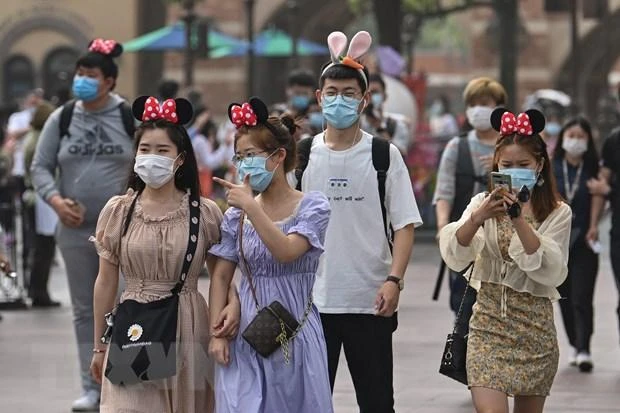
291, 95, 310, 111
498, 167, 538, 192
321, 95, 362, 130
371, 93, 383, 108
72, 75, 100, 102
545, 122, 561, 137
236, 152, 278, 193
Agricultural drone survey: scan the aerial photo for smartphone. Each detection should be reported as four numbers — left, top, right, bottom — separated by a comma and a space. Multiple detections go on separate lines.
490, 172, 512, 194
588, 239, 602, 254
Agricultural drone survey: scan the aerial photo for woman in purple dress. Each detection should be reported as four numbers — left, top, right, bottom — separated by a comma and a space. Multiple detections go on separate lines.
208, 97, 333, 412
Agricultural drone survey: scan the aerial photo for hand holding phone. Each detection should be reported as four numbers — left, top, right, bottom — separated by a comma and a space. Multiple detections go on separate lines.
490, 172, 512, 198
588, 239, 602, 254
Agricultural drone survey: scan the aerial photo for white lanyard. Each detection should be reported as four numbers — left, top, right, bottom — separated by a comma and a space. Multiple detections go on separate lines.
562, 158, 583, 204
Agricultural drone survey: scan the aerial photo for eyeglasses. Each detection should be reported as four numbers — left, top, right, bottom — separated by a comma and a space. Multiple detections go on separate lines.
231, 150, 277, 167
322, 91, 362, 103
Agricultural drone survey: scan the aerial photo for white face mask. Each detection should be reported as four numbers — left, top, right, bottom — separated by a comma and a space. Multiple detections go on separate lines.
466, 106, 494, 131
562, 137, 588, 157
134, 154, 179, 189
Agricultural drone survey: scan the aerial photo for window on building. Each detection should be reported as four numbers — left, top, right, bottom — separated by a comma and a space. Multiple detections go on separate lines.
43, 46, 80, 105
3, 55, 35, 103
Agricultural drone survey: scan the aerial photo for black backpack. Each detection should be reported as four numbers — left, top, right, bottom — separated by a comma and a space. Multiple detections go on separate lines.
295, 136, 394, 251
450, 133, 487, 222
58, 99, 136, 139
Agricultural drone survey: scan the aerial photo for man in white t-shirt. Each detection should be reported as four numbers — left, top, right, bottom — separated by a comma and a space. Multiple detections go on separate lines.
294, 56, 422, 411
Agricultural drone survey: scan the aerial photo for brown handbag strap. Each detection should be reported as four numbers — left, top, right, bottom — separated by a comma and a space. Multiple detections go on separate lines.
238, 211, 261, 311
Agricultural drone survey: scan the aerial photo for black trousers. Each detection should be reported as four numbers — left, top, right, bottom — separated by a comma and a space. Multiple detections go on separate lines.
27, 234, 56, 300
449, 269, 477, 335
610, 219, 620, 343
321, 313, 397, 413
557, 238, 599, 353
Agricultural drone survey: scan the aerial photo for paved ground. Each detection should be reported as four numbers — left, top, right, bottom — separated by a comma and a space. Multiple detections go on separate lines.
1, 220, 619, 412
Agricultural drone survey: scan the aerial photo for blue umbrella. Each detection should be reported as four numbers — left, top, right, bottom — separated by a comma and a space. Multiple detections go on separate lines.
212, 28, 328, 58
123, 22, 247, 52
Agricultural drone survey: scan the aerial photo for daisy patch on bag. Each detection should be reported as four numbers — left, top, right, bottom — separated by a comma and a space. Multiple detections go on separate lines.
127, 324, 143, 342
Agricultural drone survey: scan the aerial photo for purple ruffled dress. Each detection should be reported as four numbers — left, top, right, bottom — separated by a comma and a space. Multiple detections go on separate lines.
209, 191, 333, 413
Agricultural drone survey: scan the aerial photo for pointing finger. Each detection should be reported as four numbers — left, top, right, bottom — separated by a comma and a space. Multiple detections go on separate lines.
213, 177, 234, 189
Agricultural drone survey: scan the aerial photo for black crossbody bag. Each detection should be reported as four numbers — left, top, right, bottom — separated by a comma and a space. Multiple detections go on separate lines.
237, 212, 313, 364
102, 194, 200, 385
439, 261, 474, 385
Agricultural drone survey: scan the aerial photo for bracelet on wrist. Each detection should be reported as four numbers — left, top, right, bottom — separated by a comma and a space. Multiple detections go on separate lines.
93, 348, 107, 354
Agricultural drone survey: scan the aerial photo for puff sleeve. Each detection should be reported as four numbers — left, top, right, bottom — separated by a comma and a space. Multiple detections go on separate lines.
91, 195, 127, 266
200, 198, 224, 250
287, 191, 331, 255
508, 202, 571, 287
208, 207, 242, 263
439, 192, 486, 272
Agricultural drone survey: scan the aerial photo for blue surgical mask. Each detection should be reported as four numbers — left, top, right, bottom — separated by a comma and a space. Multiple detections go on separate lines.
237, 153, 277, 193
72, 75, 100, 102
545, 122, 561, 137
308, 112, 324, 130
371, 93, 384, 108
321, 95, 362, 130
498, 167, 538, 192
291, 95, 310, 111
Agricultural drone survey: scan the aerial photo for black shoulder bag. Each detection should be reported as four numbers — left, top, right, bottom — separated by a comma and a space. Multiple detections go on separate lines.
102, 194, 200, 385
439, 261, 474, 385
237, 212, 313, 364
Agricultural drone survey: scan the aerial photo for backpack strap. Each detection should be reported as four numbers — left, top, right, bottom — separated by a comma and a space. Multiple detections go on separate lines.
58, 100, 77, 139
451, 132, 476, 222
59, 100, 135, 140
371, 137, 393, 252
385, 117, 397, 138
294, 136, 315, 191
119, 101, 136, 138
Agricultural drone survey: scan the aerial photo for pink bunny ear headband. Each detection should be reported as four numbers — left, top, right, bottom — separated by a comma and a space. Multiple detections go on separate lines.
322, 31, 372, 86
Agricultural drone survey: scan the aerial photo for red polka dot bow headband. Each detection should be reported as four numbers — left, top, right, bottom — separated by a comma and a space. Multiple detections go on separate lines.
88, 38, 120, 56
142, 97, 179, 123
490, 108, 546, 137
229, 102, 258, 128
131, 96, 194, 126
227, 97, 269, 129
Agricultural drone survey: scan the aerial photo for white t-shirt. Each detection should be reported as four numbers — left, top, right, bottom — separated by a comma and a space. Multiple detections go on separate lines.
300, 131, 423, 314
7, 108, 33, 177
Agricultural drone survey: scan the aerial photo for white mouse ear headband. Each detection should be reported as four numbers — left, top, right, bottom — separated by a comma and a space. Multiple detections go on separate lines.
322, 31, 372, 86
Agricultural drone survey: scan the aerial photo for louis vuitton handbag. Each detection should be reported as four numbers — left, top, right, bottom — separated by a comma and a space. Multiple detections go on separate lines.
101, 194, 200, 385
237, 212, 312, 363
439, 261, 474, 386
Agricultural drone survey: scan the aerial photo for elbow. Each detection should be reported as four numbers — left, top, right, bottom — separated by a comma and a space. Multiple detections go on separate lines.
273, 251, 298, 264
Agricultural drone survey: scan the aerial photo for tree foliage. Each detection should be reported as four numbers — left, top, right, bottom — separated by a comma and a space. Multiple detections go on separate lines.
349, 0, 492, 18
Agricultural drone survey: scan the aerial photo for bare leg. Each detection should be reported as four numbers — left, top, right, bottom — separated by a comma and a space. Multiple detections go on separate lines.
514, 395, 546, 413
471, 387, 509, 413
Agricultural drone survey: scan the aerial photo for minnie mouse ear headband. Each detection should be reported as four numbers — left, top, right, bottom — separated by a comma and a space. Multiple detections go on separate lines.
228, 96, 289, 138
321, 31, 372, 86
131, 96, 194, 125
87, 38, 123, 58
228, 97, 270, 129
491, 108, 546, 137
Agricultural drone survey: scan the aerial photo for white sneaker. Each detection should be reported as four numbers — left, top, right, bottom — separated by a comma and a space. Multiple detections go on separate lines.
72, 390, 100, 411
568, 349, 578, 367
576, 352, 593, 373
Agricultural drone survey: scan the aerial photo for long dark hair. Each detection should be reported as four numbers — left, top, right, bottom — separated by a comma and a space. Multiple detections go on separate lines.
553, 116, 599, 177
493, 133, 562, 222
123, 119, 200, 235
